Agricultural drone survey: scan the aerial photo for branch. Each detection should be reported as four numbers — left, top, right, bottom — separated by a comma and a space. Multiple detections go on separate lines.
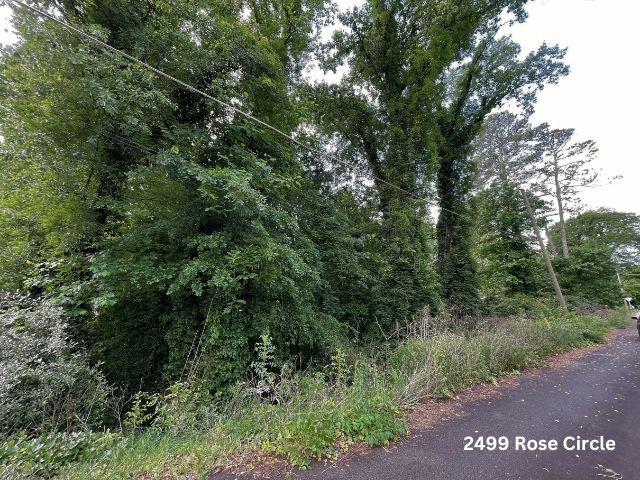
451, 38, 490, 125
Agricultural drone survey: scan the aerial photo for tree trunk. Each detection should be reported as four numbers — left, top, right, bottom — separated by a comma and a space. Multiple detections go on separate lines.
521, 190, 568, 313
436, 142, 479, 317
544, 225, 558, 257
553, 154, 570, 257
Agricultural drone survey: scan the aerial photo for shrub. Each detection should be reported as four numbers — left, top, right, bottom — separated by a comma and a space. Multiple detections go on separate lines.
340, 396, 408, 447
482, 294, 556, 317
0, 292, 110, 435
0, 431, 120, 479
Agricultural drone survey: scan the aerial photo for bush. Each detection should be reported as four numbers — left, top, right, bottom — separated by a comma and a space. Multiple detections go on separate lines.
0, 292, 110, 435
0, 431, 119, 479
482, 294, 556, 317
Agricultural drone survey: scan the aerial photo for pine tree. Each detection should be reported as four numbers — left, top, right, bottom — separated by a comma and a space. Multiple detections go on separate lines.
531, 127, 599, 258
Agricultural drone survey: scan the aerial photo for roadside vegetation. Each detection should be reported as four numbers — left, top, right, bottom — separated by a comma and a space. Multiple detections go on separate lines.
0, 0, 638, 479
1, 302, 629, 479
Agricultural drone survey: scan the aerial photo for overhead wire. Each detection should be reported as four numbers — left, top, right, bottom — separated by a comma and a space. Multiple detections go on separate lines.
102, 132, 400, 223
7, 0, 471, 220
93, 130, 355, 226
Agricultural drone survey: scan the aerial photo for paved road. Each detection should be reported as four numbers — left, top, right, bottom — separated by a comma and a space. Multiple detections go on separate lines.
285, 327, 640, 480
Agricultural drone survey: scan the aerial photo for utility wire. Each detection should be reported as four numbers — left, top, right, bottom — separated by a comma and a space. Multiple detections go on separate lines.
92, 132, 351, 226
8, 0, 470, 219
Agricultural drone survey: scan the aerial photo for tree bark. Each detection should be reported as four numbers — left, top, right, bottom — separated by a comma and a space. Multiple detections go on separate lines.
521, 189, 568, 313
553, 153, 570, 258
544, 225, 558, 257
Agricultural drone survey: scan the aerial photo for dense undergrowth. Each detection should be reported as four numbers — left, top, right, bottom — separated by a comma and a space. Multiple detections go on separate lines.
1, 307, 628, 480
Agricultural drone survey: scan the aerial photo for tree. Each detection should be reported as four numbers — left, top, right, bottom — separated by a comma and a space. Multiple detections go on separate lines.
552, 244, 619, 308
532, 127, 599, 258
475, 181, 540, 297
472, 111, 542, 189
548, 209, 640, 267
1, 0, 346, 393
471, 111, 560, 257
313, 0, 507, 327
435, 34, 567, 315
246, 0, 332, 80
313, 0, 569, 319
622, 266, 640, 305
546, 209, 639, 308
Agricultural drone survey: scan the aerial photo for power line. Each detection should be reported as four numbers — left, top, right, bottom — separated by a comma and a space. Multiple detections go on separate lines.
8, 0, 467, 218
90, 130, 318, 218
8, 0, 308, 150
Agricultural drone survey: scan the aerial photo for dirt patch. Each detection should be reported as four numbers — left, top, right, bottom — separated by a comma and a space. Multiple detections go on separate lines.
208, 451, 291, 480
408, 375, 521, 432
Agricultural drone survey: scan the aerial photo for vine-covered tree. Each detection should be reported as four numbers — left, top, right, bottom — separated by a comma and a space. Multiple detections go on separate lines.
0, 0, 344, 393
313, 0, 568, 319
435, 33, 567, 315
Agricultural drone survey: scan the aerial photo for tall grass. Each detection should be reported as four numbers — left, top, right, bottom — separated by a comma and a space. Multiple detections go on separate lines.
13, 309, 628, 479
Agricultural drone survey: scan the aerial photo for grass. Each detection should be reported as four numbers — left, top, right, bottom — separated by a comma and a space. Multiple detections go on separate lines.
5, 309, 630, 479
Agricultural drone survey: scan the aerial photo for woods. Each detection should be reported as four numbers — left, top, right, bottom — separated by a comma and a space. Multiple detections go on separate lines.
0, 1, 638, 478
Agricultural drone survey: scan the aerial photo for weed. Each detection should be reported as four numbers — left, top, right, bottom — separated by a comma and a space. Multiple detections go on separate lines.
49, 309, 629, 479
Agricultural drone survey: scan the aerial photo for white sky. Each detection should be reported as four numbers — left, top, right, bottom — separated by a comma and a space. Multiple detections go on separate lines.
1, 1, 638, 215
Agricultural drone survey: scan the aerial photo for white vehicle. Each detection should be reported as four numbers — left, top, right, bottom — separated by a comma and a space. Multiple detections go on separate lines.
633, 310, 640, 320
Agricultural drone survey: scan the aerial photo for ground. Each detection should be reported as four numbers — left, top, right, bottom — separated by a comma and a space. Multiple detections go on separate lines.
215, 326, 640, 480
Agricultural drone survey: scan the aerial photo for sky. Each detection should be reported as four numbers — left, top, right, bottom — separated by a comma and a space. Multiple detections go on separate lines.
1, 0, 638, 216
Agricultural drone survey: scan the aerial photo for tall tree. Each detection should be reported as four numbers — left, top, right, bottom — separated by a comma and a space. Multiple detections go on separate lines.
1, 0, 342, 393
472, 111, 542, 189
531, 127, 598, 258
435, 34, 567, 315
314, 1, 566, 318
312, 0, 526, 327
471, 113, 554, 301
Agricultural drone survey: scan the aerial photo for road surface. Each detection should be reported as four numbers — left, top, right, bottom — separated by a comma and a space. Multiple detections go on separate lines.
239, 327, 640, 480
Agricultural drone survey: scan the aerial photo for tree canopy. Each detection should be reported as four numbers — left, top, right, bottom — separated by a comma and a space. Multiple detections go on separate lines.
0, 0, 631, 400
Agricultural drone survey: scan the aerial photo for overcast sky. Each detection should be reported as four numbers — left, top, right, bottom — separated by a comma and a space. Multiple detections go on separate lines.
1, 1, 638, 216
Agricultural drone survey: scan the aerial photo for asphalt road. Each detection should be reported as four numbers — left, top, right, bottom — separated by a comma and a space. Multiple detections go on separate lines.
285, 326, 640, 480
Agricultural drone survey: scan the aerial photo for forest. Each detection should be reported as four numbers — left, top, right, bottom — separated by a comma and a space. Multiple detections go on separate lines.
0, 0, 639, 478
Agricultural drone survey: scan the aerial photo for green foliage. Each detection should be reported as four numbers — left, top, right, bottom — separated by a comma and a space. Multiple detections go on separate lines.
340, 396, 408, 447
0, 293, 109, 435
0, 0, 579, 400
435, 32, 567, 316
553, 244, 619, 307
152, 382, 209, 437
52, 309, 627, 479
0, 431, 119, 479
0, 0, 349, 395
481, 294, 556, 318
330, 348, 349, 390
0, 1, 633, 476
622, 266, 640, 304
250, 333, 278, 398
549, 209, 640, 267
475, 181, 541, 297
123, 392, 160, 433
